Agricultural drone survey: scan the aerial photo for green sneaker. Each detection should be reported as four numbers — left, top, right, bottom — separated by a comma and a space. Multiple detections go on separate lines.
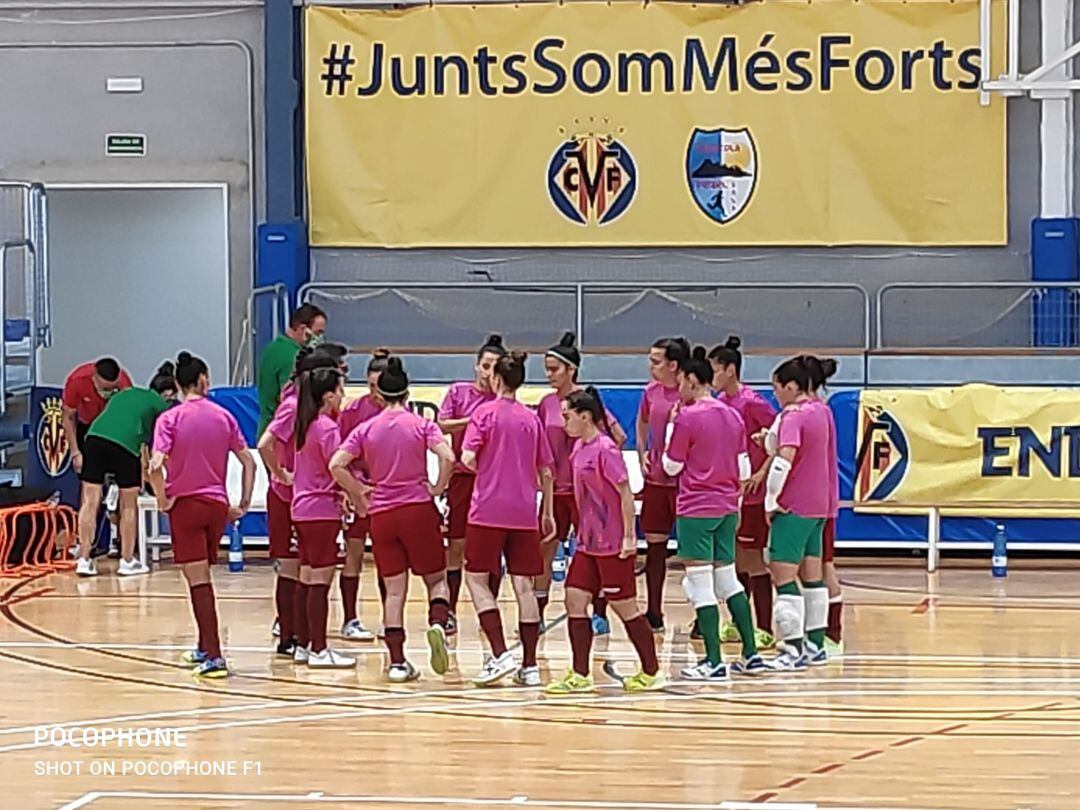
754, 629, 777, 650
544, 670, 595, 696
720, 620, 740, 643
823, 638, 844, 658
623, 670, 667, 693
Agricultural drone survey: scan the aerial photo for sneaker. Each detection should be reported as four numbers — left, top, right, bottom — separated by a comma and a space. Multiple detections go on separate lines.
293, 645, 310, 665
680, 659, 729, 681
473, 651, 517, 686
117, 558, 150, 577
765, 649, 808, 672
272, 618, 281, 638
445, 612, 458, 638
75, 557, 98, 577
308, 647, 356, 669
823, 638, 844, 658
388, 660, 420, 683
276, 638, 297, 659
730, 654, 767, 677
623, 670, 667, 693
513, 665, 542, 687
192, 657, 228, 678
545, 670, 594, 696
804, 641, 828, 667
755, 628, 777, 650
341, 619, 375, 642
646, 611, 665, 634
426, 624, 449, 675
720, 620, 740, 643
591, 614, 611, 636
181, 649, 209, 666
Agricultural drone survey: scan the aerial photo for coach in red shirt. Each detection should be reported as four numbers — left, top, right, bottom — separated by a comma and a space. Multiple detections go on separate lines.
62, 358, 133, 473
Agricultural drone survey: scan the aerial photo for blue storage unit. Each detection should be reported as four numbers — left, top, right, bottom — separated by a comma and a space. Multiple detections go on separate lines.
1031, 217, 1079, 347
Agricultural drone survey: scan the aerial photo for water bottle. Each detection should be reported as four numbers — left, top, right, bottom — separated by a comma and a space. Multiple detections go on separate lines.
991, 523, 1007, 578
552, 541, 567, 583
228, 523, 245, 573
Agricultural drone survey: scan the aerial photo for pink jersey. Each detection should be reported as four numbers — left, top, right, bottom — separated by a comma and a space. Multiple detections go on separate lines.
571, 433, 629, 556
338, 394, 383, 439
718, 385, 777, 506
266, 392, 298, 501
291, 413, 343, 522
665, 397, 746, 517
818, 397, 840, 517
777, 399, 833, 519
439, 382, 494, 475
537, 390, 619, 495
463, 397, 554, 530
153, 397, 246, 504
341, 407, 445, 515
639, 381, 681, 487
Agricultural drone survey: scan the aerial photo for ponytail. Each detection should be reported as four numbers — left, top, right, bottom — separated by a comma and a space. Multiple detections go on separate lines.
680, 345, 713, 386
566, 385, 612, 436
295, 367, 342, 451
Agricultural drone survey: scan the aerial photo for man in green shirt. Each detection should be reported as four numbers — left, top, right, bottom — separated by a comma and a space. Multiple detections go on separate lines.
257, 304, 328, 436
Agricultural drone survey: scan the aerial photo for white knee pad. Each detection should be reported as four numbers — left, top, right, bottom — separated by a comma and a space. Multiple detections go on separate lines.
681, 565, 717, 609
712, 564, 744, 602
804, 586, 828, 632
774, 594, 805, 642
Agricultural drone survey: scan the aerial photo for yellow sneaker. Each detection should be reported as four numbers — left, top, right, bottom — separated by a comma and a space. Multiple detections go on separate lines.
755, 629, 777, 650
623, 670, 667, 693
544, 670, 594, 696
720, 621, 740, 643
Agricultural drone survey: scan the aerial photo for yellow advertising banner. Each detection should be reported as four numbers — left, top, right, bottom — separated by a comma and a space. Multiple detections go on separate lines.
305, 0, 1006, 248
855, 386, 1080, 517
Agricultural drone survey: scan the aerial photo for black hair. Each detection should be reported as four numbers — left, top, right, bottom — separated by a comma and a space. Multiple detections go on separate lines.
148, 361, 177, 397
565, 385, 613, 437
802, 354, 838, 393
290, 303, 326, 330
546, 331, 581, 375
773, 354, 837, 393
680, 346, 713, 387
175, 351, 209, 391
376, 357, 409, 404
295, 367, 343, 451
477, 333, 507, 360
652, 336, 691, 364
493, 351, 527, 391
708, 335, 743, 377
367, 347, 392, 375
94, 357, 122, 383
290, 343, 348, 381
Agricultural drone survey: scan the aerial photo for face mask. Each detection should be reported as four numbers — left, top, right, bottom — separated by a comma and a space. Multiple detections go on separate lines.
96, 386, 117, 400
305, 330, 325, 349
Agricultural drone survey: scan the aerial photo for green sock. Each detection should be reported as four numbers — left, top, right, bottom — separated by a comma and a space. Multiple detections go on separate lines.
695, 604, 721, 666
726, 592, 758, 659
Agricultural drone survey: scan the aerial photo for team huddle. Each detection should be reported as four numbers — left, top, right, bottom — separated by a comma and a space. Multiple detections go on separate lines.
64, 305, 844, 688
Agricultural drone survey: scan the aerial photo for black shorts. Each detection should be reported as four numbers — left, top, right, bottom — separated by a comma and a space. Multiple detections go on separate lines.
80, 436, 141, 489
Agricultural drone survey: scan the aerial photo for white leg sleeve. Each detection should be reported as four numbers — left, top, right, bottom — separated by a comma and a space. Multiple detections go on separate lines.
804, 586, 828, 633
774, 593, 805, 642
681, 564, 717, 609
712, 564, 744, 601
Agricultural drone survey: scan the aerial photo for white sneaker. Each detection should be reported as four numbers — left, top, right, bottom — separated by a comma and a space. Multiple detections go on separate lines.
513, 665, 542, 687
117, 558, 150, 577
293, 645, 310, 665
342, 619, 375, 641
473, 651, 517, 686
680, 659, 729, 682
75, 558, 98, 577
388, 660, 420, 683
272, 619, 281, 638
308, 647, 356, 669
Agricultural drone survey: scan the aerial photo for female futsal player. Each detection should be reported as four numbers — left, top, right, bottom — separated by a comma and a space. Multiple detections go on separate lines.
330, 357, 456, 682
462, 351, 556, 687
636, 337, 690, 632
438, 334, 505, 628
545, 388, 664, 695
536, 332, 626, 632
662, 347, 763, 680
149, 353, 254, 678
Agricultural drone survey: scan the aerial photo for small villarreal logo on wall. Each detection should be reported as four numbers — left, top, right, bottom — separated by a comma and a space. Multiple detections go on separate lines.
686, 127, 758, 225
547, 119, 637, 226
37, 396, 72, 478
854, 404, 910, 502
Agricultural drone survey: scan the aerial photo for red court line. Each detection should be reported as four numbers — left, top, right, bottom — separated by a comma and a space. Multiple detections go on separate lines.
890, 736, 925, 747
752, 792, 780, 802
812, 762, 845, 775
778, 777, 807, 789
851, 749, 884, 761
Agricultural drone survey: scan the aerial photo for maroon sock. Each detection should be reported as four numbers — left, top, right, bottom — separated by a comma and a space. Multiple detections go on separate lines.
339, 573, 360, 625
827, 599, 843, 643
377, 575, 387, 605
275, 577, 296, 641
488, 571, 502, 599
294, 583, 310, 648
447, 569, 462, 613
384, 627, 406, 665
428, 597, 450, 628
592, 594, 608, 619
623, 614, 659, 676
750, 572, 774, 633
536, 592, 549, 622
568, 616, 593, 676
737, 570, 751, 594
478, 608, 507, 657
519, 621, 540, 668
307, 583, 330, 654
189, 583, 222, 659
645, 543, 667, 618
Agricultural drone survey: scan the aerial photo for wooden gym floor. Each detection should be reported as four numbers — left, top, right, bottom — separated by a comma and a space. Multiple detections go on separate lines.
0, 557, 1077, 810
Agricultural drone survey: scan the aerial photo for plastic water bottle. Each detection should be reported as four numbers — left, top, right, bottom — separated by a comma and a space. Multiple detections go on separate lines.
991, 523, 1007, 578
552, 541, 567, 583
228, 523, 244, 573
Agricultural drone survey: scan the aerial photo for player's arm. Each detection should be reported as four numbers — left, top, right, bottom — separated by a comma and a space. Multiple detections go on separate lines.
61, 404, 82, 473
429, 441, 455, 498
329, 448, 370, 504
617, 479, 637, 558
257, 430, 292, 486
764, 446, 797, 515
231, 448, 256, 521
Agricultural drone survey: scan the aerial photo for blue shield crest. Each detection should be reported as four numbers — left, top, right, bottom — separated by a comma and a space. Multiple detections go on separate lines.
686, 127, 758, 224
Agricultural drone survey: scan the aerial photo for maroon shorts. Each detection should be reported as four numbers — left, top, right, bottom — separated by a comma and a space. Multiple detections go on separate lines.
170, 496, 229, 565
465, 524, 542, 576
823, 517, 837, 564
553, 493, 579, 541
566, 552, 636, 602
345, 513, 371, 542
370, 502, 445, 578
446, 473, 475, 539
266, 486, 298, 560
640, 484, 676, 537
737, 501, 769, 550
295, 520, 342, 569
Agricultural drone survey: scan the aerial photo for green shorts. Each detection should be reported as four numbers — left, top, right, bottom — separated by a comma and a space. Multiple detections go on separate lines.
768, 513, 825, 564
676, 514, 738, 563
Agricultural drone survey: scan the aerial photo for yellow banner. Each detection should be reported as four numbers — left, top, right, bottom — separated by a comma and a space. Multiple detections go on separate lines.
305, 0, 1006, 248
855, 386, 1080, 517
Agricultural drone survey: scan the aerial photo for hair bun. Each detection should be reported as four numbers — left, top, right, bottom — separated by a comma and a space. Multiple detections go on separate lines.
510, 350, 528, 364
157, 361, 176, 377
485, 333, 504, 348
386, 356, 404, 372
820, 358, 838, 379
559, 332, 577, 349
177, 352, 193, 366
692, 345, 707, 360
372, 347, 391, 359
725, 335, 742, 351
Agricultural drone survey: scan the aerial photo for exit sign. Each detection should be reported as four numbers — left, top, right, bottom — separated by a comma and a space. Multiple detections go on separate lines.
106, 134, 147, 157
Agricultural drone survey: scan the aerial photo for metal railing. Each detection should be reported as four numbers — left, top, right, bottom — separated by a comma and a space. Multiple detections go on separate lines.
0, 240, 36, 416
241, 283, 290, 384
